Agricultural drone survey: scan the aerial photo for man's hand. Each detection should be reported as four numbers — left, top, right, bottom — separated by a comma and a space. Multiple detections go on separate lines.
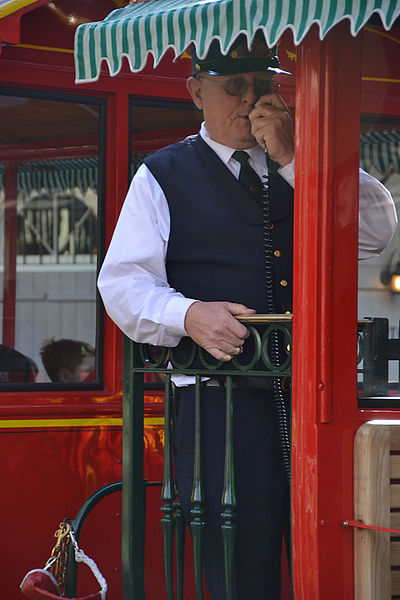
249, 94, 294, 167
184, 301, 256, 362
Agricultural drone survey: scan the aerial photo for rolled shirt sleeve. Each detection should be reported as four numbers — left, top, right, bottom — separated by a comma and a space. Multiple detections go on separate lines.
279, 160, 397, 259
358, 168, 397, 259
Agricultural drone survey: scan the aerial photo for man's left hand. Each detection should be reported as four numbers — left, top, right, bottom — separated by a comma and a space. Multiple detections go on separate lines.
249, 94, 294, 167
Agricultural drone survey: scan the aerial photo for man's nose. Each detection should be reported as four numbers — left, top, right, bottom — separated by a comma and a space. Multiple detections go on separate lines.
241, 83, 257, 105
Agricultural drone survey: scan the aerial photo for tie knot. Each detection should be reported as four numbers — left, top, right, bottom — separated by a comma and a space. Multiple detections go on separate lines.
232, 150, 250, 166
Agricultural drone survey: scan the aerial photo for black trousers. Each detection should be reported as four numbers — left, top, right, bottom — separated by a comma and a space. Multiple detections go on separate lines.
174, 384, 287, 600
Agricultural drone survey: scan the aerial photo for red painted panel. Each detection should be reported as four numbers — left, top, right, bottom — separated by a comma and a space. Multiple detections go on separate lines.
2, 424, 123, 600
0, 417, 174, 600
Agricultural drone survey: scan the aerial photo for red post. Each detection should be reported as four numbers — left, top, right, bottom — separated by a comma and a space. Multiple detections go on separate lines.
292, 23, 362, 598
102, 91, 131, 391
3, 162, 18, 348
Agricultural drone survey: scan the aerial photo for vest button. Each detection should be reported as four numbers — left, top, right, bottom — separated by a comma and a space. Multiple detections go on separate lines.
269, 223, 274, 230
280, 279, 288, 287
274, 250, 281, 257
285, 310, 291, 315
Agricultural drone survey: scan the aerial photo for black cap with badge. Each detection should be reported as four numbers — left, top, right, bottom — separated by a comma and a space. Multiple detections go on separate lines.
191, 31, 291, 76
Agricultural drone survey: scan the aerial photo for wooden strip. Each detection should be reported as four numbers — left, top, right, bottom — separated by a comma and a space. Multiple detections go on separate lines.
354, 423, 391, 600
392, 569, 400, 595
391, 540, 400, 566
390, 427, 400, 451
391, 485, 400, 509
391, 513, 400, 531
391, 455, 400, 479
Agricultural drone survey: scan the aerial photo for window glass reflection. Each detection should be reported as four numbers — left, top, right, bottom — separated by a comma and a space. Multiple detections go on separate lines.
358, 124, 400, 401
0, 94, 101, 386
129, 100, 201, 179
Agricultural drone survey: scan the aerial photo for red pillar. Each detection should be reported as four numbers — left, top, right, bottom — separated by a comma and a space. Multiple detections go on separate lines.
292, 23, 362, 598
3, 162, 18, 348
102, 91, 130, 390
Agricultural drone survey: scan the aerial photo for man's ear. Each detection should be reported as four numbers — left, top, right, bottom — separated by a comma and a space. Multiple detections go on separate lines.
186, 76, 203, 110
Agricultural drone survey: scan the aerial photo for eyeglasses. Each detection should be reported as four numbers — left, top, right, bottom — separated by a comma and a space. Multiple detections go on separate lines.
196, 75, 280, 98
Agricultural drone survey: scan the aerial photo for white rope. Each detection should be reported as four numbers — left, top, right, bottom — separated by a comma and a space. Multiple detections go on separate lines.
69, 527, 108, 600
74, 547, 108, 600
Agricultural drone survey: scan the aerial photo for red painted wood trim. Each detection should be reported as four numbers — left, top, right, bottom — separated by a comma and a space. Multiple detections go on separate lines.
292, 23, 362, 599
2, 163, 18, 348
101, 92, 130, 392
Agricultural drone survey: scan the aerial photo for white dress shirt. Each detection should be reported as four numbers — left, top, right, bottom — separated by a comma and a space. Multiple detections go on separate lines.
98, 123, 397, 351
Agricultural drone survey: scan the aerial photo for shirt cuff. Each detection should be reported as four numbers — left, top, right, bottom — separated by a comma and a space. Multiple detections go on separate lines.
278, 159, 295, 188
162, 295, 198, 343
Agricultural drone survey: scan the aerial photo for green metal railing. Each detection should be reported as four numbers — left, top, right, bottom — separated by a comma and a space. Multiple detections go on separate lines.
122, 314, 292, 600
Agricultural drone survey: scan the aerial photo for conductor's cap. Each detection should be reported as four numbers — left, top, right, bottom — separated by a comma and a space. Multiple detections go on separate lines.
191, 32, 291, 76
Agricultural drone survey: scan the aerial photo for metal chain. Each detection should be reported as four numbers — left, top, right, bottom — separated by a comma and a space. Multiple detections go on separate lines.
44, 519, 72, 596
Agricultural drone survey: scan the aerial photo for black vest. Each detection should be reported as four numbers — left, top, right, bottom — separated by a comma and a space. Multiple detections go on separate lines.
145, 135, 293, 364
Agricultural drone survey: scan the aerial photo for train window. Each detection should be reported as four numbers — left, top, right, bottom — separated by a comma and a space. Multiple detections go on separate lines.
129, 98, 202, 177
357, 126, 400, 405
357, 25, 400, 405
0, 91, 105, 387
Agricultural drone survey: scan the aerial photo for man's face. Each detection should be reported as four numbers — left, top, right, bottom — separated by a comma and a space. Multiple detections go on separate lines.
187, 71, 275, 149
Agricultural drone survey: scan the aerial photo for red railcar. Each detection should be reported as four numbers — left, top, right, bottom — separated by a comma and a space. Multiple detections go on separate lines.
1, 1, 400, 599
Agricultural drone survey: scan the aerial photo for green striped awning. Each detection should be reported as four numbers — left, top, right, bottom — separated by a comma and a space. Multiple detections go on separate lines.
74, 0, 400, 83
0, 158, 98, 194
360, 129, 400, 175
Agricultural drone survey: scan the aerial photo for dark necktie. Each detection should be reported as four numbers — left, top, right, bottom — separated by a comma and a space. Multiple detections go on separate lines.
232, 150, 263, 201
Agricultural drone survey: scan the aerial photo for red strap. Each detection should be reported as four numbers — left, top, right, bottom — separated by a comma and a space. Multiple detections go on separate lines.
20, 570, 102, 600
345, 519, 400, 535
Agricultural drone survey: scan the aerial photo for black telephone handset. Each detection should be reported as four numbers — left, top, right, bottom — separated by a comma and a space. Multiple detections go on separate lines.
261, 148, 291, 483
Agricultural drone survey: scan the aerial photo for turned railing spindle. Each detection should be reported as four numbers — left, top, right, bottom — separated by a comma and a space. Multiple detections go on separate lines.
190, 375, 206, 600
173, 491, 186, 600
161, 374, 176, 600
221, 375, 237, 600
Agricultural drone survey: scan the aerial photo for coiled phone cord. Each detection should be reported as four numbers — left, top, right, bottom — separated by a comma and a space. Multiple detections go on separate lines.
261, 165, 291, 484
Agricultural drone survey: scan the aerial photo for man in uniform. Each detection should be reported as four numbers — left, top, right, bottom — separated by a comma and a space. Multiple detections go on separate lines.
98, 32, 397, 599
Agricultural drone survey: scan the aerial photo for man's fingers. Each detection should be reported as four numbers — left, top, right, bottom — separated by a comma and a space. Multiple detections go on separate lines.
184, 301, 254, 360
226, 322, 250, 342
224, 302, 255, 340
225, 302, 256, 316
218, 340, 244, 356
209, 348, 232, 362
248, 102, 294, 166
254, 92, 289, 112
207, 345, 243, 362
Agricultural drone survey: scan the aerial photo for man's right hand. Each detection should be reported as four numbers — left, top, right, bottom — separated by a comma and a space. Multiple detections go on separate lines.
184, 301, 256, 362
249, 93, 294, 167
